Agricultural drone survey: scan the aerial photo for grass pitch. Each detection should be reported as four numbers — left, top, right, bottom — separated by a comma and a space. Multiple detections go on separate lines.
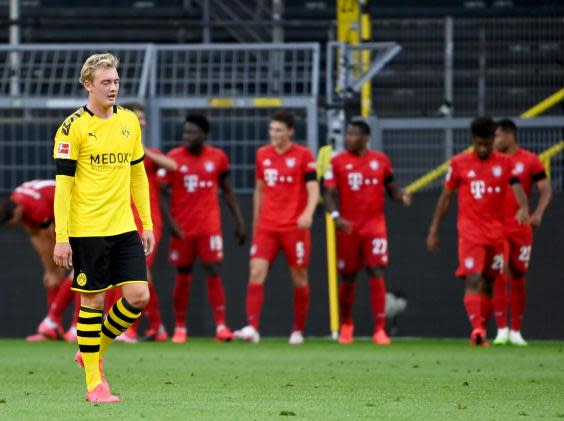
0, 338, 563, 420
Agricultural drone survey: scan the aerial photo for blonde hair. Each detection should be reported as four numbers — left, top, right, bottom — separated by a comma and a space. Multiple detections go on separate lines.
79, 53, 119, 85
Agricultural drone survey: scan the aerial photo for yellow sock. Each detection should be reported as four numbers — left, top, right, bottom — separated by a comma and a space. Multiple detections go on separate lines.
100, 297, 142, 358
76, 306, 103, 391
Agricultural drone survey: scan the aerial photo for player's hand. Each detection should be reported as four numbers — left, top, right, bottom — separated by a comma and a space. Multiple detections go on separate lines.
234, 222, 246, 246
43, 271, 61, 289
297, 212, 313, 229
402, 190, 412, 207
53, 242, 73, 269
142, 230, 155, 256
426, 230, 440, 253
530, 211, 543, 227
335, 217, 352, 233
515, 207, 530, 225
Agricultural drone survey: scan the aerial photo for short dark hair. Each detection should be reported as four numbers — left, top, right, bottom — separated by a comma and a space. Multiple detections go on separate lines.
349, 119, 371, 136
497, 118, 517, 135
0, 199, 17, 226
471, 116, 497, 139
122, 102, 144, 113
270, 109, 295, 129
185, 113, 210, 134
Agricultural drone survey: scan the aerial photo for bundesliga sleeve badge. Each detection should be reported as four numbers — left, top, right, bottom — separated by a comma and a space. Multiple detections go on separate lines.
56, 142, 71, 159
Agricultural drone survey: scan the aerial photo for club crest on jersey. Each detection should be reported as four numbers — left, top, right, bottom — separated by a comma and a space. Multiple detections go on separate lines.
345, 164, 353, 170
370, 160, 379, 170
76, 272, 87, 287
467, 170, 476, 178
514, 162, 524, 174
56, 142, 70, 158
263, 159, 272, 166
204, 161, 215, 173
180, 165, 188, 173
286, 157, 296, 168
121, 126, 131, 138
492, 166, 502, 177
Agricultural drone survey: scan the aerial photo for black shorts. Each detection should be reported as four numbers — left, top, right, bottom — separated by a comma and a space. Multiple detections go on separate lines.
70, 231, 147, 293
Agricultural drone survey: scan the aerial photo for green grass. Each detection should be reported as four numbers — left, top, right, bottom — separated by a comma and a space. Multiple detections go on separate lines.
0, 339, 563, 420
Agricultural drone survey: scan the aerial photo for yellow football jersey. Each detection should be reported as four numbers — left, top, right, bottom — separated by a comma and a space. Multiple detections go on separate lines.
53, 105, 146, 237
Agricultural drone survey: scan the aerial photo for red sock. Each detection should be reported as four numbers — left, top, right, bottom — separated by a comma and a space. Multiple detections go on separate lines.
173, 273, 192, 328
492, 272, 508, 329
47, 284, 60, 311
48, 277, 74, 324
246, 283, 264, 329
128, 318, 140, 335
369, 277, 387, 332
482, 295, 493, 326
338, 282, 356, 324
510, 276, 526, 331
207, 275, 227, 326
463, 292, 484, 330
292, 285, 310, 332
72, 294, 80, 326
144, 282, 163, 331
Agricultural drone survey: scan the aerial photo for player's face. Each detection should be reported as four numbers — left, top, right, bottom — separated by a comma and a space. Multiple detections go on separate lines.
345, 125, 367, 154
494, 127, 514, 153
473, 135, 494, 160
269, 120, 293, 149
133, 109, 146, 129
84, 67, 120, 110
182, 122, 206, 150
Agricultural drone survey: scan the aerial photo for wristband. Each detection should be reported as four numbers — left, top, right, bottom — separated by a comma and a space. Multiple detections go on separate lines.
330, 211, 340, 220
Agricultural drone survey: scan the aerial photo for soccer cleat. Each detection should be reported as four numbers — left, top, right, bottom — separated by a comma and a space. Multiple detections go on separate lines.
338, 323, 354, 345
85, 383, 120, 403
509, 330, 528, 346
470, 328, 490, 347
26, 319, 63, 341
233, 325, 260, 343
143, 325, 168, 342
215, 325, 234, 342
115, 329, 138, 344
288, 331, 304, 345
372, 329, 392, 345
75, 350, 110, 392
63, 326, 78, 343
26, 333, 49, 342
172, 327, 188, 344
492, 327, 509, 345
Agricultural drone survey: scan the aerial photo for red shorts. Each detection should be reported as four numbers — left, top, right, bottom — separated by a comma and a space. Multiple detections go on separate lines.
337, 230, 388, 274
456, 238, 504, 278
168, 233, 224, 267
503, 227, 533, 275
250, 228, 311, 268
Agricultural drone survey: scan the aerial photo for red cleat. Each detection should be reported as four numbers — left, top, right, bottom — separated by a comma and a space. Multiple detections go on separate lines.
215, 325, 234, 342
470, 328, 490, 347
26, 333, 49, 342
85, 383, 120, 403
37, 319, 63, 340
143, 325, 168, 342
372, 329, 392, 345
75, 350, 110, 392
172, 326, 188, 344
338, 323, 354, 345
63, 327, 77, 343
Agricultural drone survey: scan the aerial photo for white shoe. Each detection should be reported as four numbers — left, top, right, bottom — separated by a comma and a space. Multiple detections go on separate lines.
492, 327, 509, 345
509, 330, 528, 346
233, 325, 260, 343
288, 331, 304, 345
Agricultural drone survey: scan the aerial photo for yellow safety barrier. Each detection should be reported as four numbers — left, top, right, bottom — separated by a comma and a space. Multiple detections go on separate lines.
521, 88, 564, 119
539, 141, 564, 179
325, 213, 340, 339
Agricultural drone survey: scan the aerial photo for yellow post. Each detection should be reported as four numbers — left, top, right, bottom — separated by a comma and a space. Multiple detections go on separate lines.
360, 0, 372, 118
325, 213, 340, 339
521, 88, 564, 119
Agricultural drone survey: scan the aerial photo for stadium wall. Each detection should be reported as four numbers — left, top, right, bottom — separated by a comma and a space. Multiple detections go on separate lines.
1, 193, 562, 340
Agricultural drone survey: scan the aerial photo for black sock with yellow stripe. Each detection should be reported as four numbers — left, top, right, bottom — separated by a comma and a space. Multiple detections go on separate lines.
100, 297, 142, 357
77, 306, 103, 391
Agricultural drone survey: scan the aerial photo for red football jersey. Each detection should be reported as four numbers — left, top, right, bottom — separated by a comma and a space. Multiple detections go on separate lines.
445, 151, 517, 245
163, 145, 229, 236
503, 148, 545, 228
10, 179, 56, 228
132, 148, 164, 235
255, 143, 317, 231
324, 149, 393, 235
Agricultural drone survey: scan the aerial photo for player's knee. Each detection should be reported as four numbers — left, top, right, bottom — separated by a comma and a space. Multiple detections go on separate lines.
203, 263, 220, 276
290, 268, 309, 288
82, 292, 104, 309
249, 261, 268, 284
125, 286, 150, 309
177, 265, 193, 275
464, 274, 481, 292
366, 266, 384, 278
341, 273, 357, 283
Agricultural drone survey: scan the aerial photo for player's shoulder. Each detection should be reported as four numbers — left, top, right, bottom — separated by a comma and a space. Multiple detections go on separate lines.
293, 143, 313, 155
167, 146, 185, 158
368, 149, 390, 162
492, 151, 513, 165
256, 144, 272, 156
58, 107, 89, 135
116, 105, 137, 118
205, 144, 227, 157
450, 151, 471, 166
517, 147, 540, 161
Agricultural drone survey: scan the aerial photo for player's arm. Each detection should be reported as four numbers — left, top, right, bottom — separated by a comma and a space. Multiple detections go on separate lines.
219, 172, 246, 245
426, 187, 455, 253
297, 178, 320, 230
510, 178, 529, 225
530, 174, 552, 227
145, 149, 178, 172
53, 160, 76, 269
324, 185, 351, 233
252, 179, 264, 237
384, 178, 412, 206
131, 157, 155, 256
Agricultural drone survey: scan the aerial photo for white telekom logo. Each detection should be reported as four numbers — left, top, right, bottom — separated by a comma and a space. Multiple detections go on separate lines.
348, 172, 363, 191
470, 180, 486, 199
185, 175, 199, 192
264, 169, 278, 186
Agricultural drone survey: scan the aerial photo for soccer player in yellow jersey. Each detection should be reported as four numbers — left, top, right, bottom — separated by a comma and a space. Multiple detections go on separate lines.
52, 53, 154, 403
